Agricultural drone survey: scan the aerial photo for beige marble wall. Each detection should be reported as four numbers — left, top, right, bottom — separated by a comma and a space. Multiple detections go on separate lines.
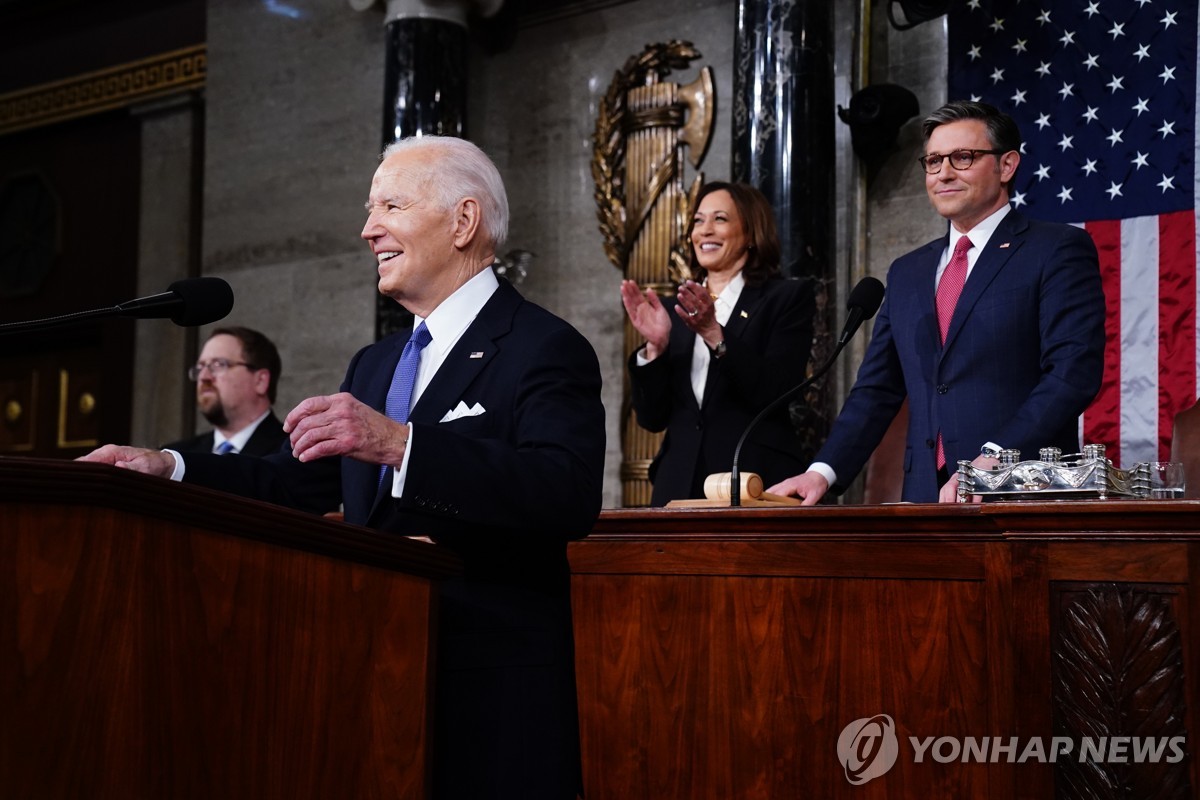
865, 13, 949, 280
130, 96, 201, 449
148, 0, 951, 505
199, 0, 383, 419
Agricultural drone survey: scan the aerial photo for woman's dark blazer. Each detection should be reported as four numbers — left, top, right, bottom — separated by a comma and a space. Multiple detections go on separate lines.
629, 276, 816, 506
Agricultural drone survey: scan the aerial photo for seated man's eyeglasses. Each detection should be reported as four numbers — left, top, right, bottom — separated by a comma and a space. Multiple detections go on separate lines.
188, 358, 257, 381
918, 148, 1005, 174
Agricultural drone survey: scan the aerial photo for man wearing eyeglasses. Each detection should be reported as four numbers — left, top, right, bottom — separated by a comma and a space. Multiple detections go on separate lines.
163, 326, 286, 456
771, 100, 1106, 504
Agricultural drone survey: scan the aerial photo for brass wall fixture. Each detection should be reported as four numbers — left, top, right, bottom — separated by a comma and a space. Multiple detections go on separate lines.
592, 40, 714, 506
0, 371, 36, 452
57, 369, 98, 449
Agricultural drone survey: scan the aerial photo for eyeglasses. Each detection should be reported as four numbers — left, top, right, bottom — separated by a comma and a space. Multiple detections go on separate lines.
188, 358, 256, 381
917, 148, 1005, 174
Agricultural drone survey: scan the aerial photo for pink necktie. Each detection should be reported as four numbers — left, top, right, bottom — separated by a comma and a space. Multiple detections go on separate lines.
937, 236, 972, 344
936, 236, 972, 468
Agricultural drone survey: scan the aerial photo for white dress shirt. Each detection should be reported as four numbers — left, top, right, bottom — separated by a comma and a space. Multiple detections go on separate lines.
690, 271, 744, 405
389, 267, 500, 494
935, 203, 1011, 287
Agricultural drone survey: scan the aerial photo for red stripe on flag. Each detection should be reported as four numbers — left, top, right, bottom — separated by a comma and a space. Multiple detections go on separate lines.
1083, 220, 1123, 466
1158, 209, 1197, 460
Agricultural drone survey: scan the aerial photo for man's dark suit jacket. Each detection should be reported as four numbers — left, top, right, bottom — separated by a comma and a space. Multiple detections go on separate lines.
629, 277, 815, 506
817, 209, 1106, 502
179, 279, 606, 800
162, 412, 287, 456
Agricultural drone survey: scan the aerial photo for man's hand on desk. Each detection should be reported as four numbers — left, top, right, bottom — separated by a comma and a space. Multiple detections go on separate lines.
78, 445, 176, 478
767, 471, 830, 506
939, 452, 1001, 504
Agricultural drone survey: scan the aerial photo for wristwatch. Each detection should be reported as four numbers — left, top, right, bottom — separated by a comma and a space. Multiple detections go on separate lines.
709, 339, 727, 359
980, 442, 1002, 459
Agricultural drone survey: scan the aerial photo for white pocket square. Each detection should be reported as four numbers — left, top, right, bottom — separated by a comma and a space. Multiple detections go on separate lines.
439, 401, 486, 422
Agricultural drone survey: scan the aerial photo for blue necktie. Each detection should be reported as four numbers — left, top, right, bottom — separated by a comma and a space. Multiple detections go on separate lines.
215, 441, 235, 455
379, 322, 433, 487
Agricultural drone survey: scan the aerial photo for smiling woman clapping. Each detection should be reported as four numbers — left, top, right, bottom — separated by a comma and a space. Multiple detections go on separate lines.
620, 181, 817, 506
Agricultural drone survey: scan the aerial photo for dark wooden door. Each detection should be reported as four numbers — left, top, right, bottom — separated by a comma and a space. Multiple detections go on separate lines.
0, 111, 138, 458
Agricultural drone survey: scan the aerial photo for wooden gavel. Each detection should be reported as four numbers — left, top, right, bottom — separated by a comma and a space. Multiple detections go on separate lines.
702, 472, 800, 505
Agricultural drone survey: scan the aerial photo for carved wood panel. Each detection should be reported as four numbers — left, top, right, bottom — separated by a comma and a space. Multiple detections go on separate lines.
1052, 583, 1191, 800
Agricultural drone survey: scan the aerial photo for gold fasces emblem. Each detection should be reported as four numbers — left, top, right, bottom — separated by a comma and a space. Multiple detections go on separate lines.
592, 41, 715, 507
592, 40, 715, 287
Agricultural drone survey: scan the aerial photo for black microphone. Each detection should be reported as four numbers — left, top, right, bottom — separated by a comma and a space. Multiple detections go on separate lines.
117, 278, 235, 325
729, 276, 885, 506
0, 277, 234, 336
838, 275, 886, 347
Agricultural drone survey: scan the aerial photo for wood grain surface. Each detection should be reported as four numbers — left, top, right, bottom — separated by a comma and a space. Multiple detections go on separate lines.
0, 457, 459, 799
571, 504, 1200, 799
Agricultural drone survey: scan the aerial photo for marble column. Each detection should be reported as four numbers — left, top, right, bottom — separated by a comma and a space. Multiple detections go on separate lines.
732, 0, 834, 280
381, 0, 473, 144
732, 0, 835, 462
354, 0, 500, 337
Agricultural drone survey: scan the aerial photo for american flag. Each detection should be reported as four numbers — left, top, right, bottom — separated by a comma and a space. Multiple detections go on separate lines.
948, 0, 1198, 469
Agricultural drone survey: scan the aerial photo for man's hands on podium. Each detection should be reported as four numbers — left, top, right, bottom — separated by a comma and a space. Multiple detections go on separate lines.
80, 391, 410, 475
767, 471, 830, 506
771, 459, 1000, 505
285, 392, 408, 467
938, 452, 1000, 504
79, 446, 176, 477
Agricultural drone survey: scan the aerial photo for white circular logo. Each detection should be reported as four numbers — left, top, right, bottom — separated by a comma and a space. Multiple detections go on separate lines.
837, 714, 899, 785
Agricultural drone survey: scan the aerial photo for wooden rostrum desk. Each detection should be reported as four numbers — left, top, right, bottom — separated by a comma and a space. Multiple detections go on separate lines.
569, 502, 1200, 799
7, 456, 1197, 799
0, 456, 458, 799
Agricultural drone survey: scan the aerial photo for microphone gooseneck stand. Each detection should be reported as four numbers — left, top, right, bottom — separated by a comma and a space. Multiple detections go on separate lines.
729, 277, 885, 506
0, 278, 235, 337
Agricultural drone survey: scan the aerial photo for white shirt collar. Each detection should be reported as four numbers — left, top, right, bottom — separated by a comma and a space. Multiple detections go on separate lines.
214, 408, 272, 453
949, 203, 1011, 256
939, 203, 1013, 280
415, 267, 500, 358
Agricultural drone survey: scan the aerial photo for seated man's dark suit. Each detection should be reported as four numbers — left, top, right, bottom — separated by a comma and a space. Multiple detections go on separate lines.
629, 277, 815, 505
178, 279, 606, 799
162, 412, 287, 455
817, 209, 1106, 502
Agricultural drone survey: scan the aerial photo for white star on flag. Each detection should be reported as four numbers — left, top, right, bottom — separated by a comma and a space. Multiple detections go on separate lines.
950, 0, 1197, 467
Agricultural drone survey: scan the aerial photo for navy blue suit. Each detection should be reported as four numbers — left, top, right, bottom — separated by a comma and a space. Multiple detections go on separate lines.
817, 209, 1106, 502
182, 278, 605, 799
629, 277, 815, 505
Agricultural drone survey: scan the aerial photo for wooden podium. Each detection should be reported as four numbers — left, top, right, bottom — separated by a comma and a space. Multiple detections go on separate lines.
570, 503, 1200, 799
0, 457, 458, 799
